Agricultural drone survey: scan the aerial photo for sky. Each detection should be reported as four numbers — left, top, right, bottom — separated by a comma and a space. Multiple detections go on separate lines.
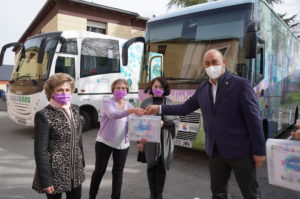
0, 0, 299, 65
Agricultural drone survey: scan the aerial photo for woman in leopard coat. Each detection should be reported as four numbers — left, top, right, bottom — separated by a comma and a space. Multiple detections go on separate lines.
32, 73, 85, 199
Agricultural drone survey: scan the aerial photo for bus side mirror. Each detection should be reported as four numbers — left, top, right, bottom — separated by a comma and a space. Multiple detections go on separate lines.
244, 20, 259, 59
122, 37, 145, 66
0, 42, 23, 66
38, 36, 66, 64
37, 37, 47, 64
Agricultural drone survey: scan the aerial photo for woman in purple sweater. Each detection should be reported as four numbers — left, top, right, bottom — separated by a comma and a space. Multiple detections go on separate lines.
89, 79, 145, 199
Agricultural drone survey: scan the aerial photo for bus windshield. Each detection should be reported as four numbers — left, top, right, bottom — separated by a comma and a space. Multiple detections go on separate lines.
142, 4, 252, 84
12, 36, 58, 82
147, 39, 242, 83
147, 4, 251, 43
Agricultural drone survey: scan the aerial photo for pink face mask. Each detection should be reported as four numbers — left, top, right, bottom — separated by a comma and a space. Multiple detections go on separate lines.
53, 93, 72, 105
152, 88, 164, 97
114, 90, 127, 100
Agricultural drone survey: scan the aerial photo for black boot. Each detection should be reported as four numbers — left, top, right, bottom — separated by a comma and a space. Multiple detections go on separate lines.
150, 191, 156, 199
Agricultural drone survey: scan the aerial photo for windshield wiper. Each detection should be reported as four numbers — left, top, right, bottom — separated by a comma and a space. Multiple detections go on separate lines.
165, 77, 195, 80
9, 75, 33, 83
164, 77, 207, 84
9, 76, 38, 85
15, 75, 33, 80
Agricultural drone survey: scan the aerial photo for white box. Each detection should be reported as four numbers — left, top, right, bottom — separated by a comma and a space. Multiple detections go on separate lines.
266, 138, 300, 191
128, 115, 161, 143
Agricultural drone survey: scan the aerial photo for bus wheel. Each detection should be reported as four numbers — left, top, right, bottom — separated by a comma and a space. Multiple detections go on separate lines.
80, 110, 91, 132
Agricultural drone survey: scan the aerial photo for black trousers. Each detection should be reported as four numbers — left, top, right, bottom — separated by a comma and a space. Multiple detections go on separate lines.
209, 150, 262, 199
89, 142, 129, 199
147, 157, 166, 199
46, 185, 82, 199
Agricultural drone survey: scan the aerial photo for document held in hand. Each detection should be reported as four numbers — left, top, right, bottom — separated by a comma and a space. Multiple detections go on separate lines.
128, 115, 161, 143
266, 139, 300, 192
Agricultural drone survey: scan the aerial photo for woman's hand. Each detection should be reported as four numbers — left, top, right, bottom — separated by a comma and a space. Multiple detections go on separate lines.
43, 185, 55, 194
136, 138, 148, 152
291, 129, 300, 139
127, 108, 145, 116
136, 142, 144, 152
145, 105, 160, 115
161, 120, 164, 127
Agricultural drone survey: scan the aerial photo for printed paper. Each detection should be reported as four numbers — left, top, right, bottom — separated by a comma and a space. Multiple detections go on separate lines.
266, 139, 300, 191
128, 115, 161, 143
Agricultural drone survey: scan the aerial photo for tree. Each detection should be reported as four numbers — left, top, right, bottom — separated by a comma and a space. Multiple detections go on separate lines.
168, 0, 283, 9
265, 0, 300, 37
278, 13, 300, 38
266, 0, 282, 6
167, 0, 209, 9
279, 14, 300, 29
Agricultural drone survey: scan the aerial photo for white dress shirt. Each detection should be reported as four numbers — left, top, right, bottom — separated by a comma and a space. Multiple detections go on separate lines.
209, 79, 218, 104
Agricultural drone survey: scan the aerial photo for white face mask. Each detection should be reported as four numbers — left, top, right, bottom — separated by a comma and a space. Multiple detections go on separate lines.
205, 65, 222, 79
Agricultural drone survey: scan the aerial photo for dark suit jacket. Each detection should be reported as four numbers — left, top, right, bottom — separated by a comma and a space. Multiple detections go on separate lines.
162, 71, 266, 158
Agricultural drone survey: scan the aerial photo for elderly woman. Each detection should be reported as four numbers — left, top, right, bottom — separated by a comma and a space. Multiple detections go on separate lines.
89, 79, 145, 199
32, 73, 85, 199
137, 77, 179, 199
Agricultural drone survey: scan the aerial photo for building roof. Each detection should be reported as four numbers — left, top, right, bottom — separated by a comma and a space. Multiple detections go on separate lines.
17, 0, 148, 46
0, 65, 14, 81
72, 0, 148, 20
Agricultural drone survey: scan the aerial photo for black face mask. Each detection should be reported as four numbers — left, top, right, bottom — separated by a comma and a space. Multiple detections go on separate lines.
152, 96, 164, 105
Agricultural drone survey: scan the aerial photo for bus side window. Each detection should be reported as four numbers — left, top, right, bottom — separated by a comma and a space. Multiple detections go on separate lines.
59, 39, 78, 55
253, 47, 264, 85
80, 38, 120, 77
55, 56, 75, 78
148, 52, 163, 81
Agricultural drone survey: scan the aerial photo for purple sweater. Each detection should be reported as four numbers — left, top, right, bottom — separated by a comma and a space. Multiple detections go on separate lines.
98, 97, 133, 143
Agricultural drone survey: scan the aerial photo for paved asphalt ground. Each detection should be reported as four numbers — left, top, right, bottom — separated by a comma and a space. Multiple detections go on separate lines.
0, 110, 299, 199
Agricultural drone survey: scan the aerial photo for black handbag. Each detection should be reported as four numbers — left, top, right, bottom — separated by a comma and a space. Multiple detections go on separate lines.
137, 151, 146, 163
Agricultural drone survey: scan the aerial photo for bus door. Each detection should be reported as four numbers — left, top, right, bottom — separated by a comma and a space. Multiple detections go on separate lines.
148, 52, 163, 81
51, 53, 78, 100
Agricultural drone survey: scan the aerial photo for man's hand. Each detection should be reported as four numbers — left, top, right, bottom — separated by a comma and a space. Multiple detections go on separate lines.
145, 105, 160, 115
43, 185, 55, 194
291, 129, 300, 139
127, 108, 145, 116
253, 155, 266, 168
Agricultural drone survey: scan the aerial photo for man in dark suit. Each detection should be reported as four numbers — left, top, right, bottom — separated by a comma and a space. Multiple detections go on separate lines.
145, 49, 266, 199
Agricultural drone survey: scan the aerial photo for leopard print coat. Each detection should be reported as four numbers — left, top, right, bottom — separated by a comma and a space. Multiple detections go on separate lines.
32, 104, 85, 194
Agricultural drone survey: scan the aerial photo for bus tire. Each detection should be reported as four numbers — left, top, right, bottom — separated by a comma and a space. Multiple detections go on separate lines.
80, 110, 91, 132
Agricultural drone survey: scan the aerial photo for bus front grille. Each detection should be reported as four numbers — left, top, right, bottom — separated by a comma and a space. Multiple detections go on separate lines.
176, 131, 198, 141
11, 101, 31, 115
179, 112, 200, 123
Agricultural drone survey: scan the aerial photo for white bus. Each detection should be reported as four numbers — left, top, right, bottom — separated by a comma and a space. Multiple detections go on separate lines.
0, 31, 143, 130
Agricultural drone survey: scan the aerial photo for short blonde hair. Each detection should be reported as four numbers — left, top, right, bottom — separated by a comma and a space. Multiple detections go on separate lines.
111, 79, 129, 93
44, 73, 75, 101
